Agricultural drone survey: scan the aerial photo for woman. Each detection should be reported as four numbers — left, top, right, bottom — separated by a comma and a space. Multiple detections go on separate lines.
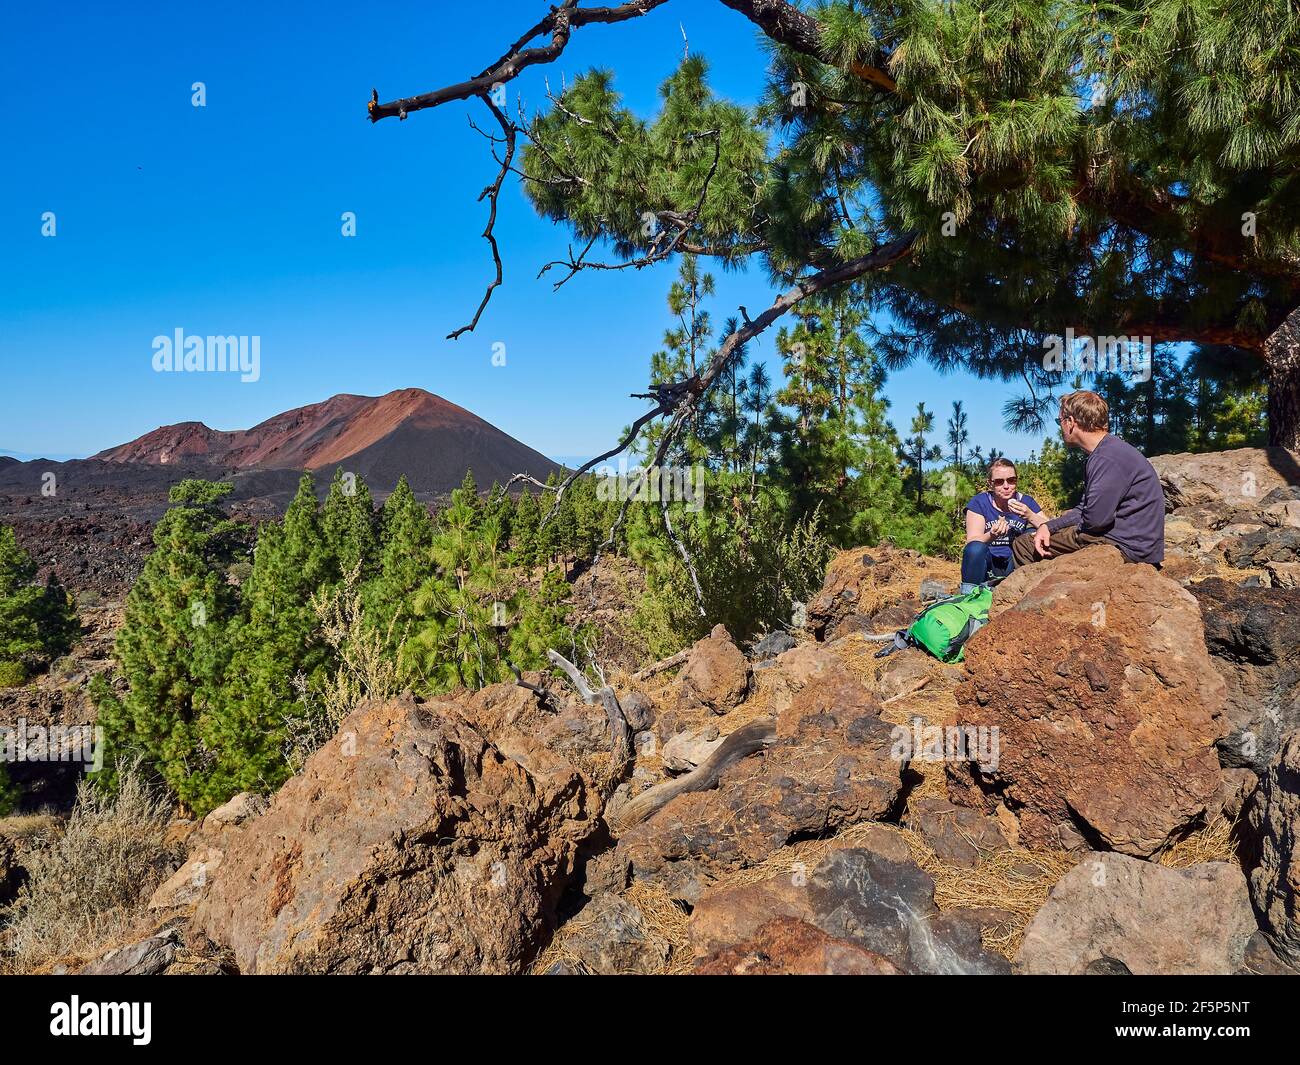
960, 458, 1047, 593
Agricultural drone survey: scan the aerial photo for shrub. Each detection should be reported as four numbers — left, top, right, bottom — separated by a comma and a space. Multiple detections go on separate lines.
286, 565, 404, 769
0, 660, 27, 688
4, 763, 175, 972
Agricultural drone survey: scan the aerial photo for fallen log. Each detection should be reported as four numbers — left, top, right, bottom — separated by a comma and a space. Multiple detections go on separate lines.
631, 648, 690, 682
612, 717, 777, 830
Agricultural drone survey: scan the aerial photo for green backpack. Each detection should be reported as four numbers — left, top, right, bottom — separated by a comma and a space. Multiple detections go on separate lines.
877, 586, 993, 663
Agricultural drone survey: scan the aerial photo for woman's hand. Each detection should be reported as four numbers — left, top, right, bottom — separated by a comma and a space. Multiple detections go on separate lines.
1007, 498, 1046, 527
988, 516, 1010, 538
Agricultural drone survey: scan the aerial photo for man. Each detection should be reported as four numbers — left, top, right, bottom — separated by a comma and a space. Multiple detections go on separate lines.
1011, 390, 1165, 568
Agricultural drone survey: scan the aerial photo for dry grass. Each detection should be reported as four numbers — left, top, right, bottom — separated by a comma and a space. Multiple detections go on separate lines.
287, 566, 405, 769
0, 764, 178, 975
1160, 814, 1239, 869
531, 881, 694, 976
825, 549, 962, 622
898, 828, 1076, 958
0, 811, 62, 843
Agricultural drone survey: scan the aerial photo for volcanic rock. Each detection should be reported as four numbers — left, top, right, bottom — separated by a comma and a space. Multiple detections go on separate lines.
617, 658, 905, 902
951, 546, 1227, 856
694, 917, 901, 975
1188, 578, 1300, 772
675, 624, 751, 714
1243, 731, 1300, 965
1016, 853, 1257, 975
1150, 447, 1300, 510
192, 694, 599, 974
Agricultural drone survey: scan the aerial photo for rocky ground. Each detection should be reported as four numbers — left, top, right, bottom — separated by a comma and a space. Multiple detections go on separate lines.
4, 445, 1300, 975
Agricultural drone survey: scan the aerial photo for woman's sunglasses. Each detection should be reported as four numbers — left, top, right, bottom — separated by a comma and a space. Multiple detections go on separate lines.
991, 476, 1017, 486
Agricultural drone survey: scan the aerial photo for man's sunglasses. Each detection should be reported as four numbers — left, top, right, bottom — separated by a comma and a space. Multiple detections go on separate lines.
991, 476, 1017, 486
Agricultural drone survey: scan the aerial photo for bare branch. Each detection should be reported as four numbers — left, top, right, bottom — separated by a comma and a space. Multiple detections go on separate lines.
368, 0, 673, 123
448, 95, 516, 340
547, 648, 597, 702
612, 716, 777, 829
631, 647, 690, 681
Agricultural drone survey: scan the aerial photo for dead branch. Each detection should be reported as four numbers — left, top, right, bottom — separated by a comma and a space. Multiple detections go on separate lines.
368, 2, 676, 123
506, 659, 560, 711
367, 1, 894, 126
631, 647, 689, 681
447, 95, 515, 339
548, 649, 633, 772
547, 649, 597, 702
880, 674, 932, 706
611, 716, 777, 829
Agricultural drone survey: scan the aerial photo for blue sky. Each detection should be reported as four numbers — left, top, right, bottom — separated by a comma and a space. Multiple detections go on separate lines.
0, 0, 1050, 464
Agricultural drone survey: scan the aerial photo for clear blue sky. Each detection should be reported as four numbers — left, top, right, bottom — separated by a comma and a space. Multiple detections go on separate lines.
0, 0, 1048, 464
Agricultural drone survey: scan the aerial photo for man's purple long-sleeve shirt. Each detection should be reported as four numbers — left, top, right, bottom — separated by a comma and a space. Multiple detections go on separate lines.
1046, 433, 1166, 564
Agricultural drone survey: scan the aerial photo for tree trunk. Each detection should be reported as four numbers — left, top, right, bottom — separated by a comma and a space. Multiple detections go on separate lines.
1266, 307, 1300, 450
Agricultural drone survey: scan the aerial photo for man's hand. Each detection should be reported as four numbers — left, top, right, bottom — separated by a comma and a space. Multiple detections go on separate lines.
1034, 524, 1053, 557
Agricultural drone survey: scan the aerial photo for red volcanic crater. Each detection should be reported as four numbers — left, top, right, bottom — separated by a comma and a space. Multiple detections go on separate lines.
94, 388, 563, 494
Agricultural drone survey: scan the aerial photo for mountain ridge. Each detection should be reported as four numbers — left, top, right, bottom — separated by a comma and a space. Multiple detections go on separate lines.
93, 387, 564, 493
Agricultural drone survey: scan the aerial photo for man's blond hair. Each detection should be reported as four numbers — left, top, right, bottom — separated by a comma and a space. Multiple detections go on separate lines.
1060, 390, 1109, 432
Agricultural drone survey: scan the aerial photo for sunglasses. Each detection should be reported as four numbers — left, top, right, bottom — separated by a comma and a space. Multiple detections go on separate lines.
991, 476, 1017, 486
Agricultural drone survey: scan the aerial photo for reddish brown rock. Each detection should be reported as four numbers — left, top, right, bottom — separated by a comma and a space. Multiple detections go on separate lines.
951, 546, 1227, 857
694, 917, 901, 975
1243, 731, 1300, 965
903, 796, 1009, 868
806, 546, 941, 641
192, 694, 599, 974
688, 827, 910, 959
1150, 447, 1300, 510
676, 624, 751, 715
691, 843, 1008, 975
617, 662, 904, 901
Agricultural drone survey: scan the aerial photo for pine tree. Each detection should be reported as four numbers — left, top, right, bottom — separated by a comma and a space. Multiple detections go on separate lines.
321, 468, 379, 583
639, 255, 717, 464
387, 2, 1300, 445
402, 485, 503, 691
204, 473, 336, 809
946, 401, 970, 472
93, 481, 241, 809
0, 526, 78, 674
901, 403, 942, 508
363, 475, 436, 655
1, 527, 50, 668
511, 489, 542, 567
